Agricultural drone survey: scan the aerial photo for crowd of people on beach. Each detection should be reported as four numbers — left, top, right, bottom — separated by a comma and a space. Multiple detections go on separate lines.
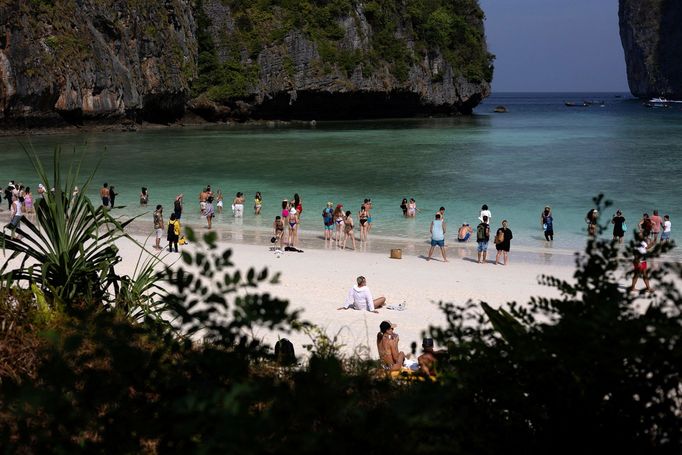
0, 179, 674, 272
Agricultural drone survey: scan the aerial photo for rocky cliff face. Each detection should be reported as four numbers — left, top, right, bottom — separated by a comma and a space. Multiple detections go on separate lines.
194, 0, 493, 120
0, 0, 196, 126
619, 0, 682, 98
0, 0, 492, 126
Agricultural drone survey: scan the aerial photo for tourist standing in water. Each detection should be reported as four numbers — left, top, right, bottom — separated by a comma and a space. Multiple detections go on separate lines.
205, 196, 215, 229
174, 194, 183, 220
426, 212, 447, 262
287, 204, 299, 247
358, 204, 369, 241
400, 198, 408, 216
100, 183, 110, 208
479, 204, 491, 223
638, 213, 652, 241
494, 220, 513, 265
199, 187, 208, 214
333, 203, 345, 244
650, 209, 663, 243
541, 206, 554, 242
476, 215, 490, 264
233, 192, 245, 217
661, 215, 671, 244
342, 210, 356, 250
216, 190, 224, 214
109, 185, 118, 209
586, 209, 599, 236
153, 205, 164, 250
23, 187, 34, 223
406, 198, 417, 217
294, 194, 303, 215
322, 202, 334, 241
254, 192, 263, 215
140, 187, 149, 207
364, 198, 373, 233
611, 209, 626, 243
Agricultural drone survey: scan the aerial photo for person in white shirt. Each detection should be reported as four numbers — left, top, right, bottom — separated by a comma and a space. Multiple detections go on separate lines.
661, 215, 672, 244
338, 276, 386, 312
479, 203, 492, 223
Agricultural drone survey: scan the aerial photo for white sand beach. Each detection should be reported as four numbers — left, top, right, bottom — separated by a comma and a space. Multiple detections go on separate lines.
1, 210, 668, 360
114, 230, 581, 358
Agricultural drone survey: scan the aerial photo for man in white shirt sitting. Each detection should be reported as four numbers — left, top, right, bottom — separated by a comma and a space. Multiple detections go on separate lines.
337, 276, 386, 313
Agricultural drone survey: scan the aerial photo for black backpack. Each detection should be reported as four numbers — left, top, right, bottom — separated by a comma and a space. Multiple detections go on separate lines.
274, 338, 296, 366
476, 223, 487, 241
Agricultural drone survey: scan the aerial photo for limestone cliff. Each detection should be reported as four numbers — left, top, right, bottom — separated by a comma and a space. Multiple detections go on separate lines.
193, 0, 493, 120
0, 0, 492, 126
619, 0, 682, 98
0, 0, 196, 126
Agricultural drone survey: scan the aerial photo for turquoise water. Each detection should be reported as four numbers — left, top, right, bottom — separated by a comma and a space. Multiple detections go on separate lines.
0, 92, 679, 254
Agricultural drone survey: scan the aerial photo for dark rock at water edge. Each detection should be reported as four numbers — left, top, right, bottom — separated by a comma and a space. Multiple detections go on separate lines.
619, 0, 682, 99
0, 0, 492, 127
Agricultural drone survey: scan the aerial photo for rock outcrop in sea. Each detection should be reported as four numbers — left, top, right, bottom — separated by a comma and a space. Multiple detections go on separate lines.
0, 0, 493, 126
619, 0, 682, 98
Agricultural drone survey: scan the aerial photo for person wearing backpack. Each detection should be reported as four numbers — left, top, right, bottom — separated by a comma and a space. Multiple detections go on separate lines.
476, 215, 491, 264
494, 220, 513, 265
322, 202, 334, 242
167, 213, 180, 253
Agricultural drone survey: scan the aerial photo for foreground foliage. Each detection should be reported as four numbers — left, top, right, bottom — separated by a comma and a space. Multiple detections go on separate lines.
0, 191, 680, 453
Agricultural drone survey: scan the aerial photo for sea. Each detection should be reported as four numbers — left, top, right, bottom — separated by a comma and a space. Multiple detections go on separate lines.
1, 92, 679, 262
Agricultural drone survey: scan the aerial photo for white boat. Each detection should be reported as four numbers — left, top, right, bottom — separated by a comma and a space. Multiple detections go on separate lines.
648, 97, 682, 106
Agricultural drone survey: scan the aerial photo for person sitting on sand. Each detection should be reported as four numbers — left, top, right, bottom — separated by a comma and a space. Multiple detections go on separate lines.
418, 338, 438, 378
376, 321, 405, 372
338, 276, 386, 312
458, 223, 473, 242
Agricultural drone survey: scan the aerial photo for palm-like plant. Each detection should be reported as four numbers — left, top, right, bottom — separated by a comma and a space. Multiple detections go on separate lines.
0, 148, 140, 306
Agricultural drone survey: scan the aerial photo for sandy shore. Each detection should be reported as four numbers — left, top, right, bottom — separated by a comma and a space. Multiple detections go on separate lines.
112, 232, 581, 359
0, 208, 671, 360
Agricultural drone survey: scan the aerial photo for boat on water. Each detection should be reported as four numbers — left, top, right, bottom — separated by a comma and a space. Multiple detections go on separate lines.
645, 97, 682, 108
564, 101, 591, 107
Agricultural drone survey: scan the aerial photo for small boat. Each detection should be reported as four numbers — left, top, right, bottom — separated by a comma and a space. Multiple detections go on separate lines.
565, 101, 589, 107
645, 97, 673, 108
493, 105, 508, 113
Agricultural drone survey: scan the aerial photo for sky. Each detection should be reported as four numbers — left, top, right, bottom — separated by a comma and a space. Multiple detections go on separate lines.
479, 0, 630, 92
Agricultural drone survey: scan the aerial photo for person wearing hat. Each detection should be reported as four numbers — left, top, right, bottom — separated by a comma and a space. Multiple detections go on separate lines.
377, 321, 405, 371
338, 276, 386, 312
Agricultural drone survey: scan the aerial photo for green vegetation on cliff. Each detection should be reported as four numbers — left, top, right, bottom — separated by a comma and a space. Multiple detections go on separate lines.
193, 0, 493, 102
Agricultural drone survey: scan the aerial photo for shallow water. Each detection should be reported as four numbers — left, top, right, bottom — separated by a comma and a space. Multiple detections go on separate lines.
0, 92, 679, 256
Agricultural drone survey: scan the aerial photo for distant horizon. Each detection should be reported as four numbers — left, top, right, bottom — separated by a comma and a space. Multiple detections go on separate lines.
480, 0, 630, 93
